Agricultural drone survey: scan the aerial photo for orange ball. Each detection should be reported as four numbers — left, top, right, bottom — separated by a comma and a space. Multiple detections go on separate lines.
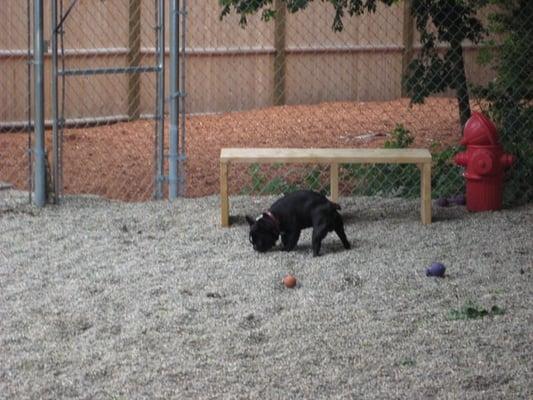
283, 274, 297, 288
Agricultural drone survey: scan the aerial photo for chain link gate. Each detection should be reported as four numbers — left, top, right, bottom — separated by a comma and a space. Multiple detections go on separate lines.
1, 0, 187, 205
49, 0, 169, 202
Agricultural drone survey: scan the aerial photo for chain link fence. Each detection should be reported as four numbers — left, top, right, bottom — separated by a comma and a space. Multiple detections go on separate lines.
196, 0, 531, 206
0, 1, 33, 203
1, 0, 531, 207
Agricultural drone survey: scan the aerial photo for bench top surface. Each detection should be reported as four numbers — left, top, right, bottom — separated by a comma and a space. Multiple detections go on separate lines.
221, 148, 432, 163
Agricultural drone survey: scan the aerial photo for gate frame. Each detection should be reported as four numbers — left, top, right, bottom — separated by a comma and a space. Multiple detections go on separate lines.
48, 0, 175, 202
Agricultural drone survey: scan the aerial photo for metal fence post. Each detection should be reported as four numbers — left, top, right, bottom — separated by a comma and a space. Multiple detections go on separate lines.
168, 0, 180, 199
51, 0, 61, 204
154, 0, 165, 199
179, 0, 187, 197
33, 0, 46, 207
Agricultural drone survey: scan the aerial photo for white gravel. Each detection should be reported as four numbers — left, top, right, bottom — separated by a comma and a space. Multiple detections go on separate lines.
1, 189, 532, 399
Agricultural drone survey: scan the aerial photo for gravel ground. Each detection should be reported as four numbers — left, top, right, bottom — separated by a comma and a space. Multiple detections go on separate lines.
1, 189, 532, 399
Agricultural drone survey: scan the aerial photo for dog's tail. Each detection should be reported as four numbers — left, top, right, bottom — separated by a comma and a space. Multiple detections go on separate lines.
330, 201, 341, 210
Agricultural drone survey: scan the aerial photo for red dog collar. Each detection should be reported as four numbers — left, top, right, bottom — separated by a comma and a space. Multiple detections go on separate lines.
264, 211, 280, 232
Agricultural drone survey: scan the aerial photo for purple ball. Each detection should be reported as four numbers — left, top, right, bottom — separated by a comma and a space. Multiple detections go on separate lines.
450, 194, 466, 205
435, 197, 449, 207
426, 262, 446, 277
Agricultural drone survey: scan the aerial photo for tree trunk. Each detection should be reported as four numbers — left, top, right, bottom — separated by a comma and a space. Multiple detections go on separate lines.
450, 40, 471, 127
128, 0, 141, 120
273, 0, 286, 106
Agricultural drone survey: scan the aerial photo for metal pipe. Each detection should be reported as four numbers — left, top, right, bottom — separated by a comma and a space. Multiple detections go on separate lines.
51, 0, 60, 203
154, 0, 165, 199
33, 0, 46, 207
1, 113, 159, 132
168, 0, 180, 199
59, 0, 66, 198
58, 65, 160, 76
26, 0, 32, 204
179, 0, 187, 196
0, 42, 487, 60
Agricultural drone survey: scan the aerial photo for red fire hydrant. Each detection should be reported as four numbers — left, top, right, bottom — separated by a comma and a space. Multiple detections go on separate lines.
454, 112, 515, 212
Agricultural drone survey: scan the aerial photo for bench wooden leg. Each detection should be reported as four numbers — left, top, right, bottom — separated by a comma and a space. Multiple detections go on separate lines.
220, 161, 230, 227
330, 163, 339, 202
420, 162, 432, 224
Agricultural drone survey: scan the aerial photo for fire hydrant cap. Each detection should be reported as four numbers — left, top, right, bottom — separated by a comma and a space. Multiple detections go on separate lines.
461, 112, 499, 146
471, 150, 495, 175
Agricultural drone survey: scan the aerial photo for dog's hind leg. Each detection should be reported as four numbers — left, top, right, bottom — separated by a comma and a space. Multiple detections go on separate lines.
333, 213, 351, 249
312, 223, 329, 257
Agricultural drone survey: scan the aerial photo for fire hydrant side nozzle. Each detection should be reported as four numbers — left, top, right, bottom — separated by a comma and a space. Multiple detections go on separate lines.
500, 153, 516, 169
454, 151, 468, 167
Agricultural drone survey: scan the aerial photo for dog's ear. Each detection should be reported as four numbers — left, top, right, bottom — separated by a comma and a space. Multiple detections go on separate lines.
245, 215, 256, 226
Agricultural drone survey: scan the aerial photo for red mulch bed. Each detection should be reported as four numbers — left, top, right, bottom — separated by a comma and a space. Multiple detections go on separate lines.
1, 97, 470, 201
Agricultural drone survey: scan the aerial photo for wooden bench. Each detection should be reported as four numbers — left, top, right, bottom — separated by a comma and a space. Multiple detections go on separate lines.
220, 148, 432, 227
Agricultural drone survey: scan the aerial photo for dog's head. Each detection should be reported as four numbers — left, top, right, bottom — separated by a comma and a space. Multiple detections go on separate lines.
245, 213, 280, 252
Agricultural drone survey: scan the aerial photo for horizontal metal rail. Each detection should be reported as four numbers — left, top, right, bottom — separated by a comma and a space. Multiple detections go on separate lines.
0, 113, 157, 132
0, 43, 487, 59
58, 65, 161, 76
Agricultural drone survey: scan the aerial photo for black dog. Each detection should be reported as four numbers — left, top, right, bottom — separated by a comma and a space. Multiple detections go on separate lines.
246, 190, 350, 256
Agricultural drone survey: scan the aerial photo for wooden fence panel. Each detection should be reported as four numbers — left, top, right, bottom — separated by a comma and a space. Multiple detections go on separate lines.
0, 0, 495, 125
